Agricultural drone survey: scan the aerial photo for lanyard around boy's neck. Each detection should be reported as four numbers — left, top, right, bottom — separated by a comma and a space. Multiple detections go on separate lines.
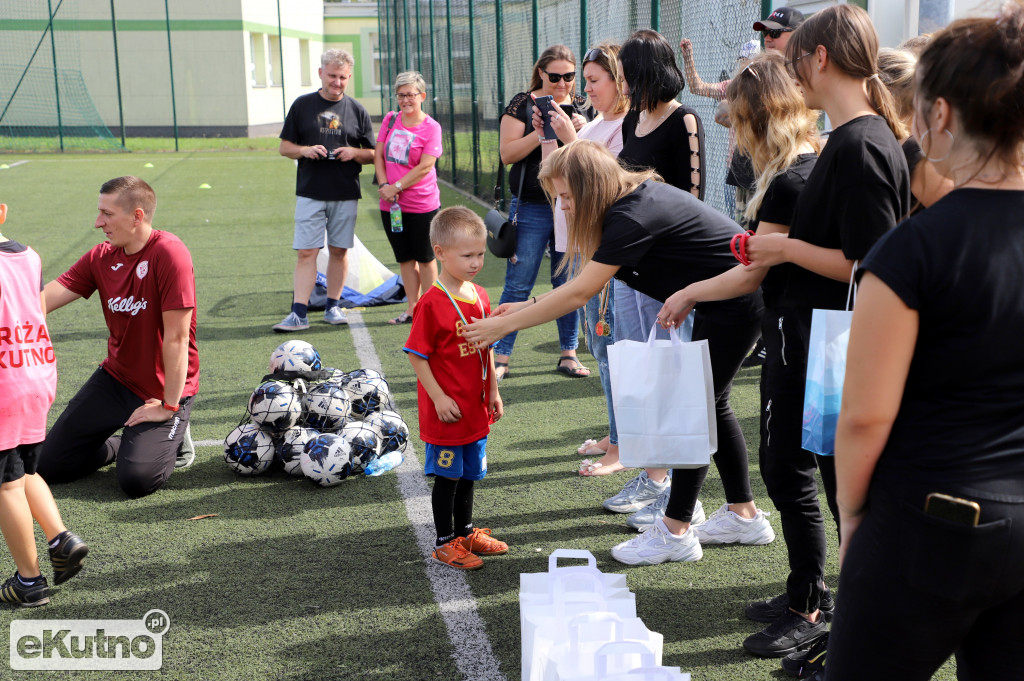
434, 280, 488, 382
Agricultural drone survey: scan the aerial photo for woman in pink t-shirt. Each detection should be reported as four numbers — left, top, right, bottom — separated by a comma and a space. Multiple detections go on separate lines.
375, 71, 443, 325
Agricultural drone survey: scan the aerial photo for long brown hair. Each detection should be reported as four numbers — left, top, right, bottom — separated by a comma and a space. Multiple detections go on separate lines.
727, 53, 820, 221
528, 45, 577, 92
786, 4, 907, 140
538, 140, 657, 274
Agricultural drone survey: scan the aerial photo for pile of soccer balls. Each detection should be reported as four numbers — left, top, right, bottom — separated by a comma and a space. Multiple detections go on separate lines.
223, 340, 410, 487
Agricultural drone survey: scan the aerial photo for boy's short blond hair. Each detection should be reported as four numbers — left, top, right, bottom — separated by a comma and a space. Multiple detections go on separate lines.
429, 206, 486, 249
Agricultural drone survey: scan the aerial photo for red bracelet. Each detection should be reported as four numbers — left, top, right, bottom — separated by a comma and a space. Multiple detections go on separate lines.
162, 402, 180, 412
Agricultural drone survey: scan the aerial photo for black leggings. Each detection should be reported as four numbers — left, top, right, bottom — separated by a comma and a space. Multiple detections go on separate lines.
665, 297, 763, 523
379, 209, 437, 264
38, 367, 193, 498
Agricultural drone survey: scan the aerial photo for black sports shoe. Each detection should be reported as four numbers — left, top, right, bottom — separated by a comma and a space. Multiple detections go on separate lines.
745, 590, 835, 623
49, 531, 89, 585
743, 610, 828, 658
782, 632, 828, 678
0, 573, 50, 607
742, 338, 766, 367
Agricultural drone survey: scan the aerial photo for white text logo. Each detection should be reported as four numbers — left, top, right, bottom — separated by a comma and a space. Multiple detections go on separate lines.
106, 296, 148, 316
10, 610, 169, 670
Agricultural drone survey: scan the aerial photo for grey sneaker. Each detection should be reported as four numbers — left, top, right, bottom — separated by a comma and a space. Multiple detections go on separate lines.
175, 422, 195, 470
611, 518, 703, 566
323, 306, 348, 325
627, 494, 704, 531
603, 471, 670, 514
273, 311, 309, 332
693, 503, 776, 545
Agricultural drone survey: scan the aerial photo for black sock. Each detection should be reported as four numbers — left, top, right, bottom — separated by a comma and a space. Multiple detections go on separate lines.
291, 302, 308, 317
17, 573, 42, 586
431, 477, 459, 547
454, 478, 475, 537
326, 298, 340, 310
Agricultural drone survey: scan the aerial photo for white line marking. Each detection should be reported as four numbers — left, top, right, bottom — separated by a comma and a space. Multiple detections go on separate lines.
195, 439, 220, 447
1, 160, 29, 168
348, 310, 508, 681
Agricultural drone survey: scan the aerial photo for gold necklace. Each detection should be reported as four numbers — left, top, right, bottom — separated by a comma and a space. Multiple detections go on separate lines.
636, 102, 677, 137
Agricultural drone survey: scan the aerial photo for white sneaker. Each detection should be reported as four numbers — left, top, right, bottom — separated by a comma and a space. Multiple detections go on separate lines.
273, 311, 309, 332
627, 493, 705, 531
611, 518, 703, 566
323, 306, 348, 325
603, 471, 670, 514
693, 504, 776, 545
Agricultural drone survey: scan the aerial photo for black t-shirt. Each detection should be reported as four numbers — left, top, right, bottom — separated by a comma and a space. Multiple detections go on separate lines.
280, 91, 375, 201
902, 137, 924, 176
751, 153, 817, 308
591, 181, 753, 314
0, 239, 27, 254
780, 115, 910, 310
503, 92, 588, 203
726, 152, 756, 191
619, 105, 706, 200
860, 189, 1024, 489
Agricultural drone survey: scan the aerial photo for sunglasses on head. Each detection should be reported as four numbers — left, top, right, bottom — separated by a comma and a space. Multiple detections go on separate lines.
763, 28, 793, 40
583, 48, 608, 63
543, 70, 576, 83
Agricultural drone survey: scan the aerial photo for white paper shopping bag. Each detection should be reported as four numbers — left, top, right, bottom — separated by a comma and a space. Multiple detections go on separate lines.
543, 612, 663, 681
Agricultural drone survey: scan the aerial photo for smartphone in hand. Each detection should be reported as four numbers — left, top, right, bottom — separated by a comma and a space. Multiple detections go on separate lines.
534, 95, 557, 141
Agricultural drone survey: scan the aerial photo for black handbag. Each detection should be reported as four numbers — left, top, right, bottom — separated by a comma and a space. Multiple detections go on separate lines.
486, 147, 526, 259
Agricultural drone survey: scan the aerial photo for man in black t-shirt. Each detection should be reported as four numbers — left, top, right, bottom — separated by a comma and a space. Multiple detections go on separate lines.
274, 48, 375, 332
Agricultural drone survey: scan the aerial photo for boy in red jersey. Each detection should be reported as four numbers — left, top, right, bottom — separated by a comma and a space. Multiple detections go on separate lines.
403, 207, 506, 570
0, 202, 88, 607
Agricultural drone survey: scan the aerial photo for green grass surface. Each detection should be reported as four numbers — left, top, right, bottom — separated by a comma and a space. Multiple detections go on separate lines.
0, 152, 954, 680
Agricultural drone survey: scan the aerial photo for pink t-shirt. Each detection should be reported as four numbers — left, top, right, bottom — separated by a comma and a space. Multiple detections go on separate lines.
377, 112, 443, 214
554, 115, 625, 252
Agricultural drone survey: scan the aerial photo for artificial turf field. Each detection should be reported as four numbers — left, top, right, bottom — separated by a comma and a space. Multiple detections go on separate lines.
0, 151, 955, 680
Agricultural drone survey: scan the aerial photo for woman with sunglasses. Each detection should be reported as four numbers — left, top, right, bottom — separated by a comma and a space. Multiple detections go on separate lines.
494, 45, 590, 382
732, 4, 910, 659
374, 71, 441, 325
830, 5, 1024, 678
532, 43, 630, 476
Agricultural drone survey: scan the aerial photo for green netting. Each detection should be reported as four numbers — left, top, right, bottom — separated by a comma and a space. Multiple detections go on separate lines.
0, 0, 121, 152
379, 0, 762, 218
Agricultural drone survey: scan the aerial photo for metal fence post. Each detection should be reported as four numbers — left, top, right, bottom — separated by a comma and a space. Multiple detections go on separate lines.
401, 0, 410, 69
276, 0, 286, 121
445, 0, 456, 185
580, 0, 588, 65
378, 0, 386, 116
468, 0, 479, 196
109, 0, 126, 148
651, 0, 660, 32
532, 0, 539, 62
46, 0, 63, 152
415, 0, 422, 73
163, 0, 179, 150
496, 0, 505, 208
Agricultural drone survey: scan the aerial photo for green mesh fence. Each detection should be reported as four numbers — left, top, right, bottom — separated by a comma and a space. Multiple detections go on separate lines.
378, 0, 762, 217
0, 0, 121, 152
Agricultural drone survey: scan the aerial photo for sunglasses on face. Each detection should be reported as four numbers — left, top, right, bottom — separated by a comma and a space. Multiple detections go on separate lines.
543, 70, 576, 83
763, 28, 793, 40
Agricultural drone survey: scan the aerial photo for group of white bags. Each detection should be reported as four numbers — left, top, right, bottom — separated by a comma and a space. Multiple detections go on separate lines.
520, 549, 691, 681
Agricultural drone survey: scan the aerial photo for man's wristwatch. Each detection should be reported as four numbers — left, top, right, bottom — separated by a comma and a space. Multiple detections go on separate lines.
394, 181, 403, 192
162, 401, 180, 413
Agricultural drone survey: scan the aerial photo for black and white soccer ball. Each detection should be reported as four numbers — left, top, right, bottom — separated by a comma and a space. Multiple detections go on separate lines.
248, 381, 302, 432
340, 422, 381, 472
300, 433, 353, 486
322, 367, 347, 385
269, 340, 322, 373
303, 382, 351, 431
344, 375, 391, 418
275, 426, 319, 476
342, 368, 384, 387
364, 410, 409, 455
224, 423, 276, 475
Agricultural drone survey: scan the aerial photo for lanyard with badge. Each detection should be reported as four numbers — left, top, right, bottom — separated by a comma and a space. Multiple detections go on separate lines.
434, 280, 489, 386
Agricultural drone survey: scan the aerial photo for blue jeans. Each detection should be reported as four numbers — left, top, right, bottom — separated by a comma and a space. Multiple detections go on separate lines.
612, 279, 693, 343
495, 198, 579, 357
584, 286, 616, 445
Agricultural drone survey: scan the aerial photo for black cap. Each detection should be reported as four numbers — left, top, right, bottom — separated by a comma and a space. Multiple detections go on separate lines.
753, 7, 805, 32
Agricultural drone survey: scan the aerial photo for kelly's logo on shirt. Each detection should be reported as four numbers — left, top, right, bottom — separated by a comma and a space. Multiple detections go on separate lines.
107, 296, 149, 316
0, 322, 55, 369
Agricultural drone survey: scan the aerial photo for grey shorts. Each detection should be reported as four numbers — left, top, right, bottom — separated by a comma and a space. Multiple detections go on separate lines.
293, 197, 358, 250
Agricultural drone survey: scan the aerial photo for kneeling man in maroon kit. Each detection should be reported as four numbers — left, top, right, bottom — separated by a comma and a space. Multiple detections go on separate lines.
38, 177, 199, 498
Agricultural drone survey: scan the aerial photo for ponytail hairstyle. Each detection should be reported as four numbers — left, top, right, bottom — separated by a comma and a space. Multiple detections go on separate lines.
877, 47, 917, 134
727, 52, 820, 222
916, 0, 1024, 171
786, 4, 907, 140
528, 45, 577, 93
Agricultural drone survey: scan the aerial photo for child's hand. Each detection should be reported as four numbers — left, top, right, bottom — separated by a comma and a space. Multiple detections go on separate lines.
490, 393, 503, 422
434, 395, 462, 423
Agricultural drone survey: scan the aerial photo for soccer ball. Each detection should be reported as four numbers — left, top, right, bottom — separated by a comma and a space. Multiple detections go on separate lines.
364, 410, 409, 455
341, 368, 384, 387
275, 426, 319, 476
341, 421, 381, 472
301, 433, 353, 486
224, 423, 276, 475
345, 375, 391, 418
248, 381, 302, 432
303, 382, 351, 431
322, 367, 347, 384
269, 340, 322, 373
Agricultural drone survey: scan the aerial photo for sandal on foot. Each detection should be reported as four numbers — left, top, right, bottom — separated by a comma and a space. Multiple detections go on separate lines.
556, 357, 591, 378
388, 312, 414, 325
579, 459, 605, 476
494, 362, 510, 383
577, 438, 608, 456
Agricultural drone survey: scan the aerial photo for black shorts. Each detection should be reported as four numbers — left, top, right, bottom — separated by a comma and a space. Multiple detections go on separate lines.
380, 209, 437, 264
0, 443, 41, 484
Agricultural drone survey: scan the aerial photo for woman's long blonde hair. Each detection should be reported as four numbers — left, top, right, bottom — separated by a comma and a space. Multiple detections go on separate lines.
727, 52, 820, 222
539, 139, 658, 275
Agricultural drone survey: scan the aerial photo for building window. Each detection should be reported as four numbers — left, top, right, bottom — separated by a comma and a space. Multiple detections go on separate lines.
370, 32, 381, 90
300, 39, 311, 86
251, 33, 267, 87
267, 35, 282, 87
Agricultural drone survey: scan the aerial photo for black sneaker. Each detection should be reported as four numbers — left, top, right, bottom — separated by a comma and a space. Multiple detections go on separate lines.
742, 338, 766, 367
781, 632, 828, 678
0, 573, 50, 607
745, 590, 835, 623
743, 610, 828, 658
49, 531, 89, 585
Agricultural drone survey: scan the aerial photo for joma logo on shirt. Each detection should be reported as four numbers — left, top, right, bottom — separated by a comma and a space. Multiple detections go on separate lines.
107, 296, 148, 316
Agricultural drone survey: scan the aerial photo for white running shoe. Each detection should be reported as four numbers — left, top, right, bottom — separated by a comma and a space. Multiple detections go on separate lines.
626, 493, 705, 531
611, 518, 703, 566
273, 311, 309, 332
602, 471, 670, 514
323, 306, 349, 325
693, 504, 776, 545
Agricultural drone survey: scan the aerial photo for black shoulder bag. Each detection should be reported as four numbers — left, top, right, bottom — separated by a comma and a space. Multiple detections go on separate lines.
485, 103, 533, 259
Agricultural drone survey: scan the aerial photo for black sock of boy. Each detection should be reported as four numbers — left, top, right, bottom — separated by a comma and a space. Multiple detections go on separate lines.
431, 476, 459, 546
454, 478, 475, 537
